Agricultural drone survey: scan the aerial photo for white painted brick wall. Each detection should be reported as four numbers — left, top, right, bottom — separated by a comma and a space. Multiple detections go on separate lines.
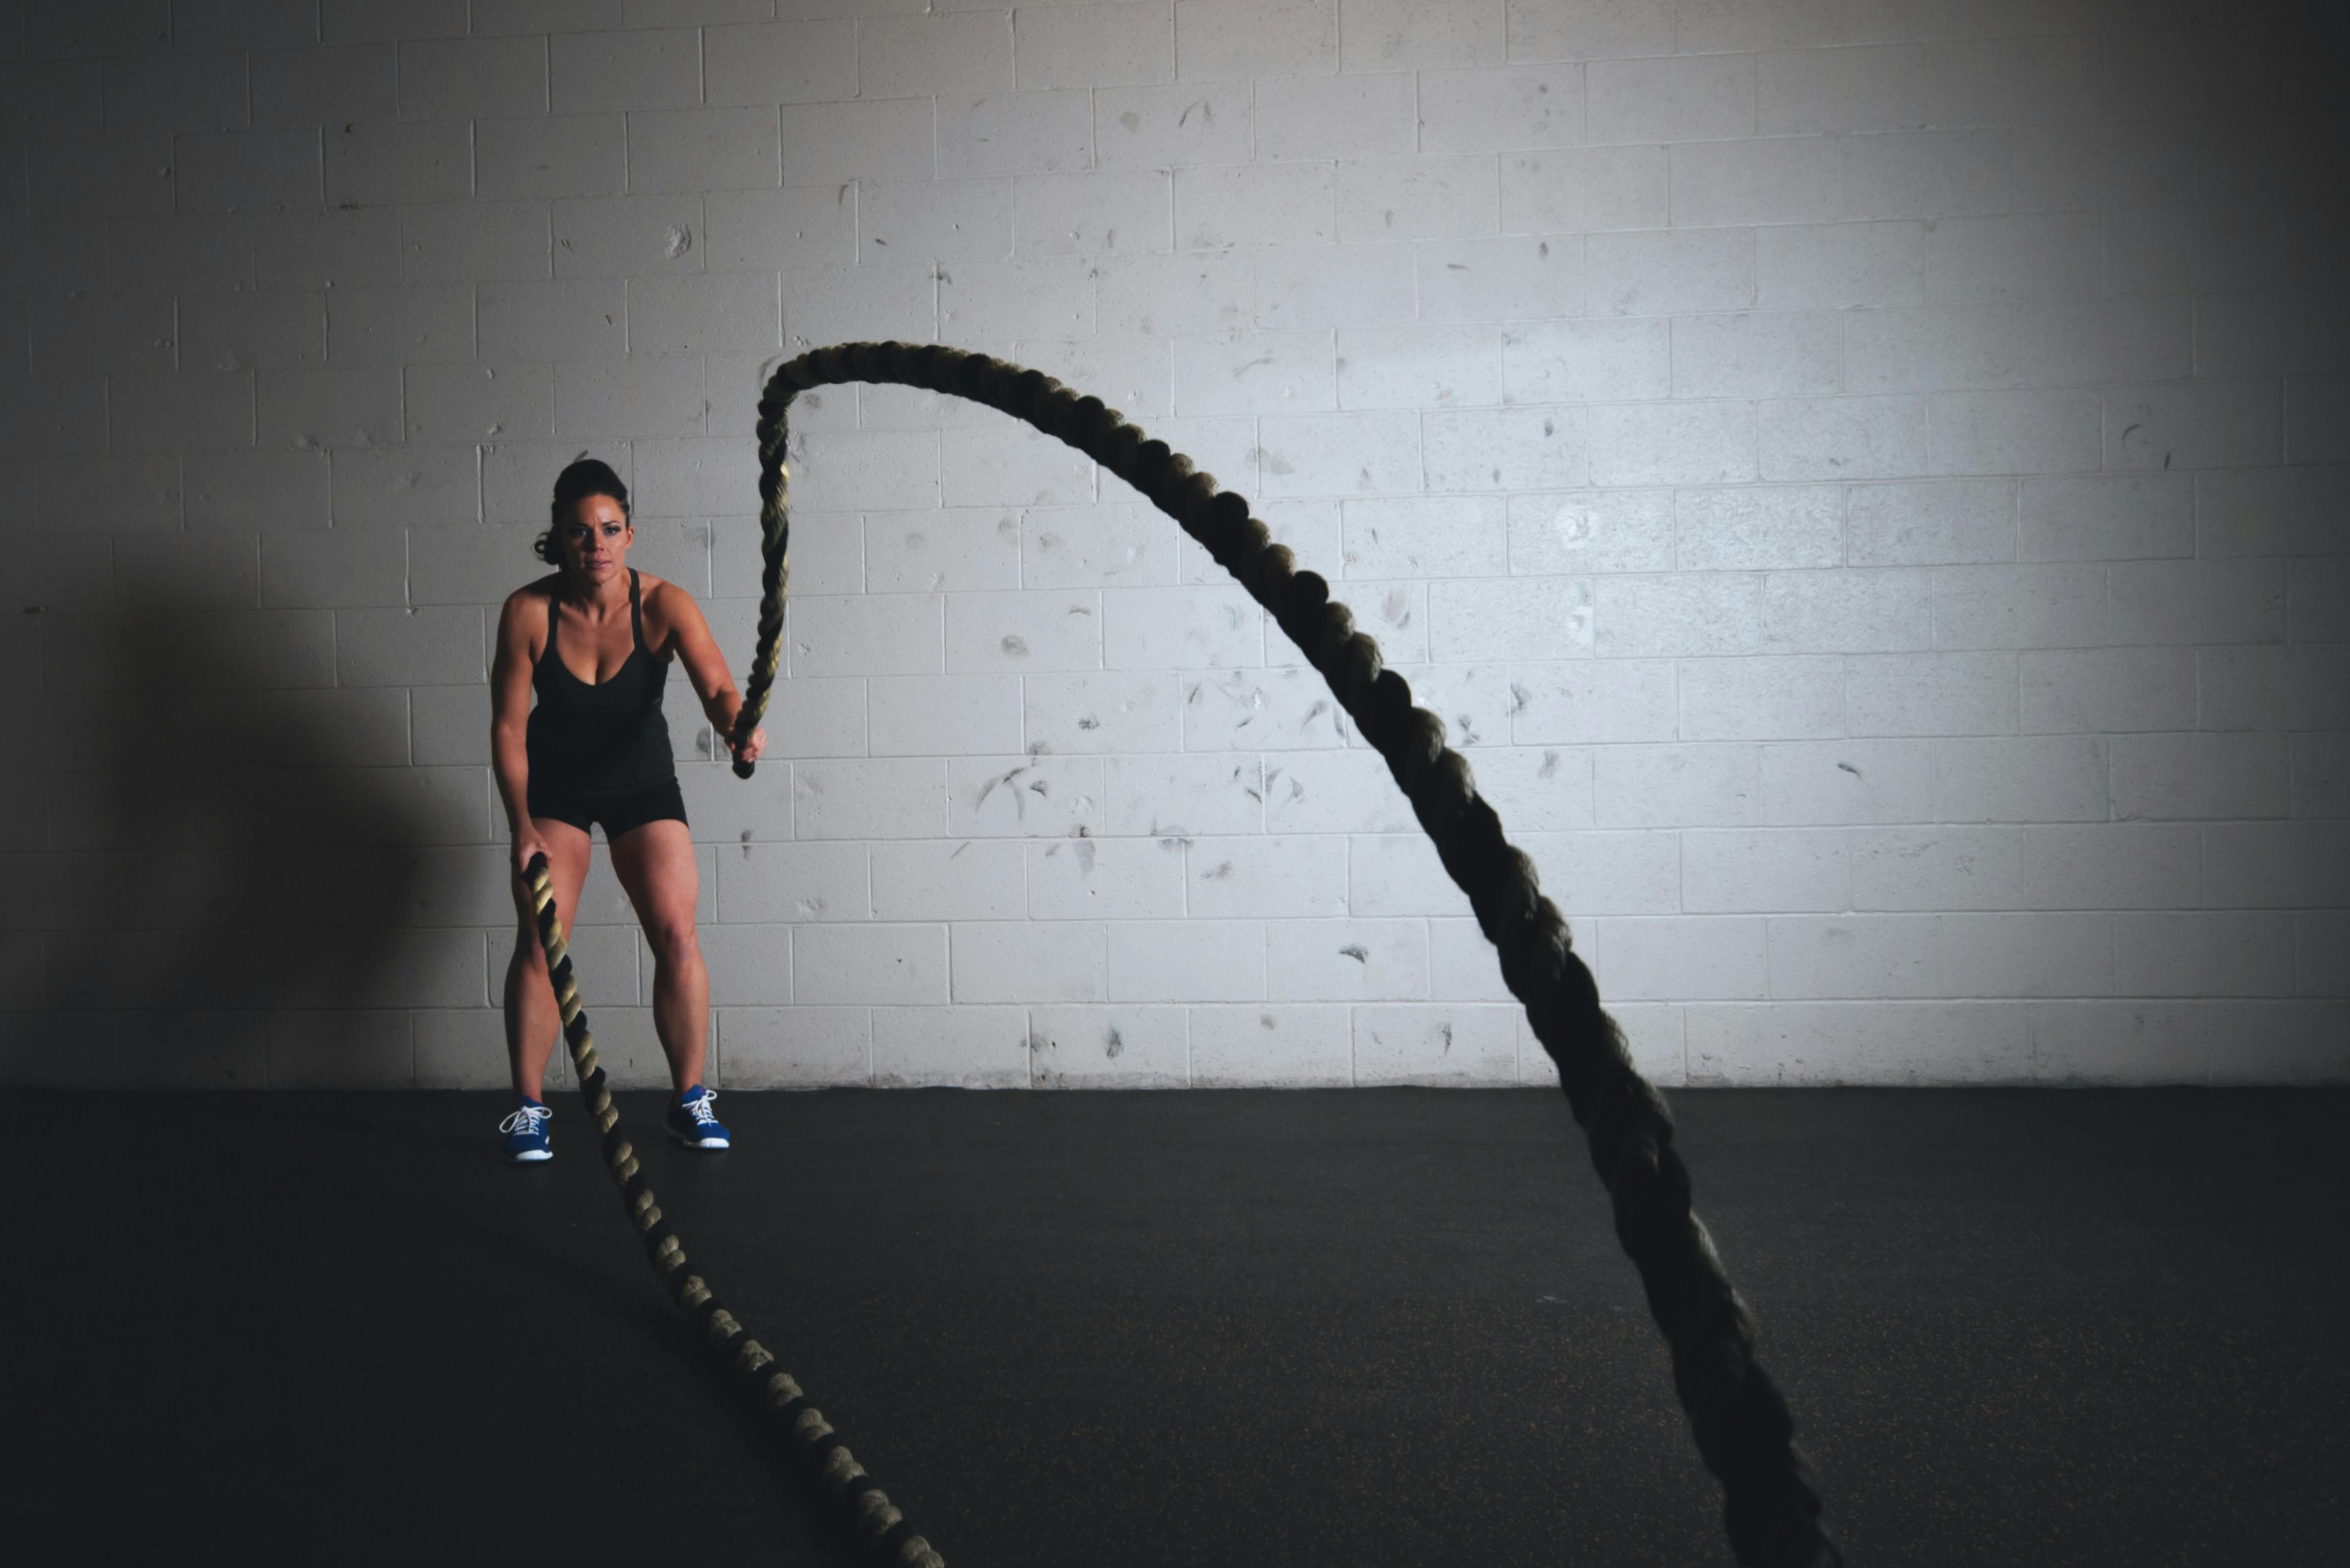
4, 0, 2347, 1091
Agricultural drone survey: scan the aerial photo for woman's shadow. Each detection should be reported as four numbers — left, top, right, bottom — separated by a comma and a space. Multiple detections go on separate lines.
33, 569, 484, 1089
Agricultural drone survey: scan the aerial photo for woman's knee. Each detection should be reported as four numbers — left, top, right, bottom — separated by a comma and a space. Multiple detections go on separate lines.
645, 917, 699, 967
510, 926, 551, 971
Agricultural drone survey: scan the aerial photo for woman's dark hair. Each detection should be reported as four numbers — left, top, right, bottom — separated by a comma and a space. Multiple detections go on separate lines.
533, 455, 632, 565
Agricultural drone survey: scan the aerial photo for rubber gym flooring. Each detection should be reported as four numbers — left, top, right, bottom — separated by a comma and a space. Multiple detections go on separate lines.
5, 1086, 2343, 1566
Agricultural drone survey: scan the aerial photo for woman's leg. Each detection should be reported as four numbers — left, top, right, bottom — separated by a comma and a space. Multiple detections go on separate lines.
608, 817, 707, 1093
504, 819, 594, 1101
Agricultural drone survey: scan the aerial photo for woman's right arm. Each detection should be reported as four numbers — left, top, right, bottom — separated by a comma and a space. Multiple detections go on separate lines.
489, 592, 544, 876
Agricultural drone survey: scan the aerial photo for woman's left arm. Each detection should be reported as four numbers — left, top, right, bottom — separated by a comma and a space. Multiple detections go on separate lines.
658, 582, 767, 764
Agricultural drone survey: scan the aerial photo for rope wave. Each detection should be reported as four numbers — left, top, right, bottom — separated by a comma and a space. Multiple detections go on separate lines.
533, 341, 1840, 1568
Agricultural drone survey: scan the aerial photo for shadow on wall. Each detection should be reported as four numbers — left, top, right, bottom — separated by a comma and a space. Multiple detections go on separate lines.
27, 572, 484, 1089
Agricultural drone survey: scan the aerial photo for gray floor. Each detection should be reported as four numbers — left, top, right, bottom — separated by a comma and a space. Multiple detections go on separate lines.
5, 1086, 2344, 1565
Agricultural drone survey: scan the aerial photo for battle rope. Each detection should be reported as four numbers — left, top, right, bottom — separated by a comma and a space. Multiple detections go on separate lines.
712, 341, 1842, 1568
522, 854, 945, 1568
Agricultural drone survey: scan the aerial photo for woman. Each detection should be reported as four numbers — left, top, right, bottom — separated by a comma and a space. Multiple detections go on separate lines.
490, 457, 767, 1163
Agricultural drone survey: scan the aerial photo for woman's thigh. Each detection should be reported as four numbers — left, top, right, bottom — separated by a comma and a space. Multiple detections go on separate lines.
607, 817, 699, 948
510, 817, 595, 962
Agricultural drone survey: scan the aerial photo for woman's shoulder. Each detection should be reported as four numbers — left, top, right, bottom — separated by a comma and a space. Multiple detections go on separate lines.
635, 571, 698, 654
499, 573, 562, 621
637, 571, 699, 618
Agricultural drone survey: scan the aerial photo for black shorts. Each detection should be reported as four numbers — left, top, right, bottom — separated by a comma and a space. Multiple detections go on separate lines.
528, 775, 689, 839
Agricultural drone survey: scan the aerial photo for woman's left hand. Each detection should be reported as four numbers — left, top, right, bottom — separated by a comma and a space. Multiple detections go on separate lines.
733, 725, 768, 764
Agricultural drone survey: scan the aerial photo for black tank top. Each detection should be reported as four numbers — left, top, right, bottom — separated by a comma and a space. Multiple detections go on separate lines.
526, 568, 676, 795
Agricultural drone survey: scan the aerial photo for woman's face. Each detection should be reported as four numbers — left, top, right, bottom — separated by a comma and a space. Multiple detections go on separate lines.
557, 494, 631, 584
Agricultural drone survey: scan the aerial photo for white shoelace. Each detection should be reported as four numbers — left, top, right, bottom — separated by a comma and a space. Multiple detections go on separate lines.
499, 1104, 552, 1138
684, 1092, 719, 1126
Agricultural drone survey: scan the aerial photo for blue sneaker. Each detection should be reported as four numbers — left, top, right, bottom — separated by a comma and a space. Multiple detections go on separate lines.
499, 1098, 552, 1163
668, 1084, 730, 1150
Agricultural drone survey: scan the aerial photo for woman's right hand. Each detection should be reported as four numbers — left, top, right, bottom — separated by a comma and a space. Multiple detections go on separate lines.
513, 826, 552, 883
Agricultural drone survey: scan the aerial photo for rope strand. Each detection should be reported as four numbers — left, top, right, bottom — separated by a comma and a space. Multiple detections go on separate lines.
523, 854, 945, 1568
726, 343, 1840, 1568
